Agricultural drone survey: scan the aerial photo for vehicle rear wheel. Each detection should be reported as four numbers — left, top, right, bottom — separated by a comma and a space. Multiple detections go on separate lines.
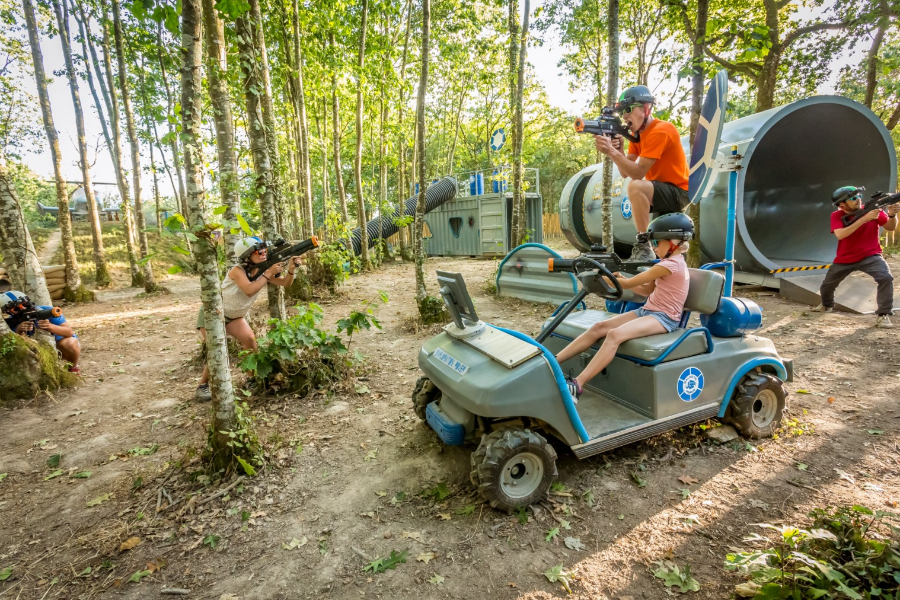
412, 376, 440, 421
726, 372, 787, 439
470, 428, 558, 513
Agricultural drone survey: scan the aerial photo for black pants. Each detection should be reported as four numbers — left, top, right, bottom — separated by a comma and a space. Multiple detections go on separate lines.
819, 254, 894, 315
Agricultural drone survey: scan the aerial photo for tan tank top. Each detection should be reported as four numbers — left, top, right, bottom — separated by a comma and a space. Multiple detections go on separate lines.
221, 267, 264, 319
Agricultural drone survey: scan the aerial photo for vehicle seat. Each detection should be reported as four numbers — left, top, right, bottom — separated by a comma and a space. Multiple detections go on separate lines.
554, 268, 725, 363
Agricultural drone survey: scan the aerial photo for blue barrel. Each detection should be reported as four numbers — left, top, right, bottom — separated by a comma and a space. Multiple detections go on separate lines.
604, 300, 645, 314
492, 169, 508, 193
700, 297, 762, 337
469, 173, 484, 196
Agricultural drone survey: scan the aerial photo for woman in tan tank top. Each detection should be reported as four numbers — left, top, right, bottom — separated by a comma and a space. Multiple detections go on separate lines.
195, 237, 306, 402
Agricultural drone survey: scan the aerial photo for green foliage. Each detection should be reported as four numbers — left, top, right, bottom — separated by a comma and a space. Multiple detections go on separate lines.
416, 294, 448, 326
419, 481, 451, 502
725, 505, 900, 599
209, 400, 262, 476
238, 295, 387, 395
364, 550, 409, 573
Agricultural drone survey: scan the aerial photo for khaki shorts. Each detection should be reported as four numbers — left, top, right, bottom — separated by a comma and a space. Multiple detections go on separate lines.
196, 308, 239, 330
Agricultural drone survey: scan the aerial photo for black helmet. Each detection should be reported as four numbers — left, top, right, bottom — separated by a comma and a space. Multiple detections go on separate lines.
832, 185, 864, 205
616, 85, 655, 111
647, 212, 694, 241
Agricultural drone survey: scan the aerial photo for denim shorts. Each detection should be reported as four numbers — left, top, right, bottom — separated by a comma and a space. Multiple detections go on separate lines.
634, 307, 680, 332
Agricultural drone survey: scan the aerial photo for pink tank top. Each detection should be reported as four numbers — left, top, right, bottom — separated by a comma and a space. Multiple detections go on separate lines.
643, 254, 689, 321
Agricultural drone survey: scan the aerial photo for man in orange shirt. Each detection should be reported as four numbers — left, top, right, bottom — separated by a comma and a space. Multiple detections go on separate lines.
595, 85, 690, 262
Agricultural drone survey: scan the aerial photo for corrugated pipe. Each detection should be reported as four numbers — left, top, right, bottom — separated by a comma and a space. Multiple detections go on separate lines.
347, 176, 458, 255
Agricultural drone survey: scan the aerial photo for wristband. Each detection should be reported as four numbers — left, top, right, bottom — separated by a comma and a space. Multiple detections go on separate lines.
262, 274, 270, 281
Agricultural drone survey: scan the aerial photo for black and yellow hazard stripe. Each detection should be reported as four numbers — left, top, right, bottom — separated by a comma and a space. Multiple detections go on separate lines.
769, 264, 832, 274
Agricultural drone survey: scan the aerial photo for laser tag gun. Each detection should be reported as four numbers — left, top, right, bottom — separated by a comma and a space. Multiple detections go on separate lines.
246, 236, 320, 282
1, 292, 63, 333
841, 190, 900, 226
547, 244, 656, 298
574, 107, 640, 143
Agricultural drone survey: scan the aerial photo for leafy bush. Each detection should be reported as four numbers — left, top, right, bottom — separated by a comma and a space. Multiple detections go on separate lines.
725, 505, 900, 599
239, 293, 388, 395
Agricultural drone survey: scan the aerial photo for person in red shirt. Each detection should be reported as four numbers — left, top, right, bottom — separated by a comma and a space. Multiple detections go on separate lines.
595, 84, 690, 262
812, 186, 898, 328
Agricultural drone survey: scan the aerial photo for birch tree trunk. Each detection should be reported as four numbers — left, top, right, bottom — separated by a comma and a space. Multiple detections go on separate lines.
0, 161, 51, 305
353, 0, 372, 271
22, 0, 86, 300
329, 33, 349, 225
181, 0, 240, 464
202, 0, 241, 264
685, 0, 708, 268
249, 0, 284, 236
236, 9, 285, 319
414, 0, 431, 304
156, 26, 189, 219
54, 0, 111, 287
396, 0, 413, 261
112, 0, 160, 292
291, 0, 314, 239
511, 0, 529, 248
98, 1, 141, 286
600, 0, 619, 247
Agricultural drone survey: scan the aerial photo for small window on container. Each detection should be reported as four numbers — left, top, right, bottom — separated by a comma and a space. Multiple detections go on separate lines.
449, 217, 463, 238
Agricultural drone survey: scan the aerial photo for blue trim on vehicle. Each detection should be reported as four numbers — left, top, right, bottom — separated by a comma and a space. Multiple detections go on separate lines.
700, 261, 730, 271
717, 358, 787, 418
550, 299, 587, 317
548, 327, 714, 367
495, 243, 578, 296
489, 325, 590, 444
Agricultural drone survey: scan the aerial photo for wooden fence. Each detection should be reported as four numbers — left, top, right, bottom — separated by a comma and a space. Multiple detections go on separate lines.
543, 213, 563, 238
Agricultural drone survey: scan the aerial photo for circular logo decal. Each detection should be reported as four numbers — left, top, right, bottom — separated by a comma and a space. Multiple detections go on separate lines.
677, 367, 704, 402
621, 196, 632, 219
490, 128, 506, 151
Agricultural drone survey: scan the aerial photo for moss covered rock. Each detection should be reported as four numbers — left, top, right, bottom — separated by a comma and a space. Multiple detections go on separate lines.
0, 333, 78, 404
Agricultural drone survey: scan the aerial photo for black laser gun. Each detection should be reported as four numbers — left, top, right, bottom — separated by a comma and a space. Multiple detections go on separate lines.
574, 107, 640, 143
841, 190, 900, 226
3, 296, 63, 332
246, 236, 320, 282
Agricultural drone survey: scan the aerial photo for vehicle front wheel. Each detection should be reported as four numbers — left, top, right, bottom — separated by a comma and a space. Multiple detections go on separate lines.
470, 428, 558, 514
726, 372, 787, 439
412, 376, 440, 421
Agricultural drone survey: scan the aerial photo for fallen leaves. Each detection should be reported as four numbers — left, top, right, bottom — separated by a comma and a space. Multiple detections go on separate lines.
401, 531, 421, 541
796, 463, 809, 471
678, 475, 699, 485
429, 573, 445, 585
437, 513, 451, 521
202, 535, 220, 549
564, 537, 585, 551
867, 429, 884, 435
0, 473, 6, 483
119, 537, 142, 552
72, 471, 92, 479
364, 449, 378, 461
282, 537, 308, 550
416, 552, 436, 564
545, 527, 560, 541
0, 567, 11, 581
652, 561, 700, 593
364, 550, 409, 573
46, 454, 61, 468
86, 493, 110, 507
43, 470, 64, 481
128, 569, 151, 583
544, 564, 576, 594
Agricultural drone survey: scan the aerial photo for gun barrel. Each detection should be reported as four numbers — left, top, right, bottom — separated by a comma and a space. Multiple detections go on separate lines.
247, 236, 319, 282
548, 258, 576, 273
29, 307, 62, 320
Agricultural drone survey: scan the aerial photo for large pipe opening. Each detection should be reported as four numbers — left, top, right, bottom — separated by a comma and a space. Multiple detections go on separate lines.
740, 102, 895, 268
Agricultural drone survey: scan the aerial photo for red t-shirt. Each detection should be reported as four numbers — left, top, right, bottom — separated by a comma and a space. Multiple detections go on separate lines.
830, 209, 888, 264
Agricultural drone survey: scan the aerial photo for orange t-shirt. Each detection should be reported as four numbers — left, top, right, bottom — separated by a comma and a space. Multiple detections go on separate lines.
627, 119, 689, 191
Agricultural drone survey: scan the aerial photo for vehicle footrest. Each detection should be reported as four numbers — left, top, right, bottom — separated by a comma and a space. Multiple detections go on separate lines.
426, 402, 465, 445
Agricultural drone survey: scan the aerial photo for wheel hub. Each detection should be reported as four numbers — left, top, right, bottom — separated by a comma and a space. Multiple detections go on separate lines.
500, 452, 543, 499
751, 389, 779, 428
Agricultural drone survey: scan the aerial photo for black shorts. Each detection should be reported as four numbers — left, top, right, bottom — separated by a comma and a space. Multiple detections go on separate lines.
651, 181, 689, 215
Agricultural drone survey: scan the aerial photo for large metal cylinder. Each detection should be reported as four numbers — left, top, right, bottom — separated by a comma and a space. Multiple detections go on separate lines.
559, 96, 898, 273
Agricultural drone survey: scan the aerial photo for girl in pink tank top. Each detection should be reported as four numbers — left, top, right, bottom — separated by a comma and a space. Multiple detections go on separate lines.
556, 213, 693, 401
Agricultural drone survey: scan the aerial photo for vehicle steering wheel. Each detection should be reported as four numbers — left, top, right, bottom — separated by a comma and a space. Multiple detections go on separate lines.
575, 257, 624, 301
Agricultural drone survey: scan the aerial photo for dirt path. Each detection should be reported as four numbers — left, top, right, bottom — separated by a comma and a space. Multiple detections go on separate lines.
38, 229, 62, 265
1, 254, 899, 599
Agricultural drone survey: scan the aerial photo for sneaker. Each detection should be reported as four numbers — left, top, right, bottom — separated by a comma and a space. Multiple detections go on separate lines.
68, 365, 81, 375
811, 304, 833, 313
564, 376, 582, 403
876, 315, 894, 329
630, 241, 656, 262
195, 383, 212, 402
